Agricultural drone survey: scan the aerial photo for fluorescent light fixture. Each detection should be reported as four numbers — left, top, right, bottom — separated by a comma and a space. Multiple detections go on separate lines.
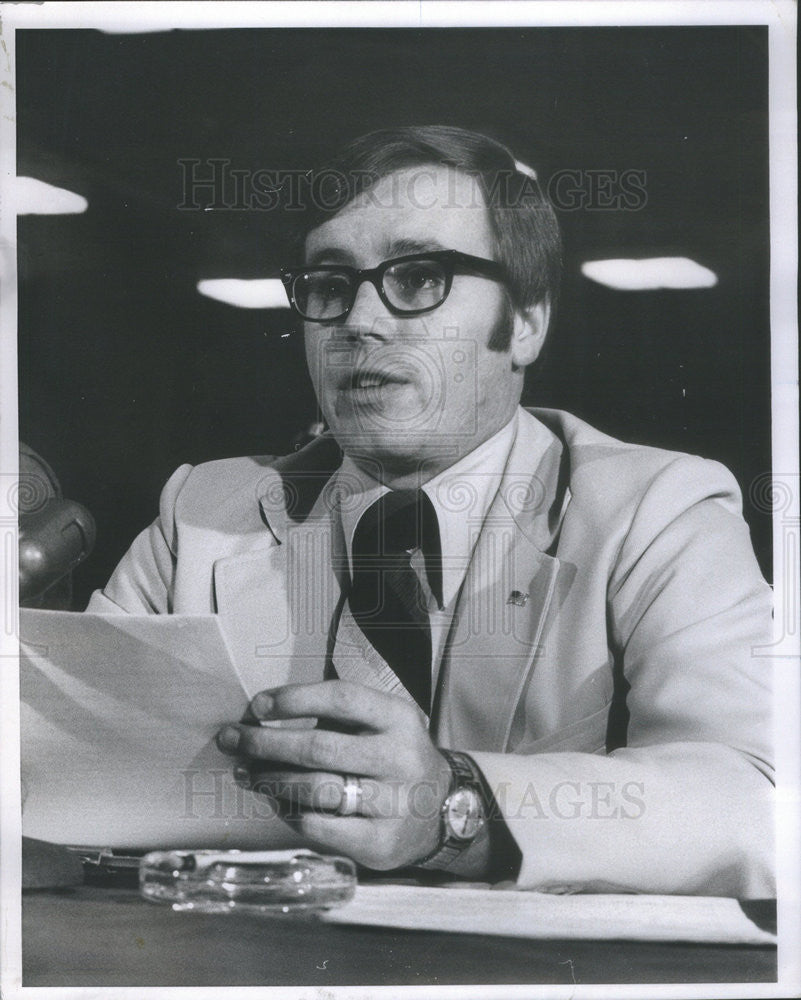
16, 177, 88, 215
197, 278, 290, 310
98, 28, 167, 34
581, 257, 718, 291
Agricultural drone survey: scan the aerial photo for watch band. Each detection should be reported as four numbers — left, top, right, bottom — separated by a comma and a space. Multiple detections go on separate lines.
442, 748, 477, 788
416, 750, 486, 871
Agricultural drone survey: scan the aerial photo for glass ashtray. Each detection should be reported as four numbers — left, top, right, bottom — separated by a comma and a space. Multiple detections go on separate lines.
139, 848, 357, 915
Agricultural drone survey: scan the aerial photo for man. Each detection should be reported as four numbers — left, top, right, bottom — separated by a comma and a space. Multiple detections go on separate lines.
88, 126, 774, 896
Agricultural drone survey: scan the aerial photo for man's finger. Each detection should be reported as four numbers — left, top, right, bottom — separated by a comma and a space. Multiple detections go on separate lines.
248, 680, 423, 732
241, 769, 388, 817
217, 723, 395, 775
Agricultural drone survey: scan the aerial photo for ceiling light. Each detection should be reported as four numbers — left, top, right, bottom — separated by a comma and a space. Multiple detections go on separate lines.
16, 177, 88, 215
197, 279, 289, 309
581, 257, 718, 291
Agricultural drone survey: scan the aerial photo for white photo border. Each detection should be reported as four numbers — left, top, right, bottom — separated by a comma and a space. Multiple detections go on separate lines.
0, 3, 797, 999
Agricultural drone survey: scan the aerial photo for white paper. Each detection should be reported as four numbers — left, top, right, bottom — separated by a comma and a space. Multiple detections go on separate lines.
19, 609, 304, 851
324, 884, 777, 945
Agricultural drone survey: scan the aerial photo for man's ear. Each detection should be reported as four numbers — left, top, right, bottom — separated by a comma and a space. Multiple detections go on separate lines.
510, 298, 551, 369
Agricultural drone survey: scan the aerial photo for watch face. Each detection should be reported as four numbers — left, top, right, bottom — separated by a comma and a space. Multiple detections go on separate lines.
444, 787, 483, 842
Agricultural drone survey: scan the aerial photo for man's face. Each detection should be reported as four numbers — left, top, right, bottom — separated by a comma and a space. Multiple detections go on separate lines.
303, 165, 525, 484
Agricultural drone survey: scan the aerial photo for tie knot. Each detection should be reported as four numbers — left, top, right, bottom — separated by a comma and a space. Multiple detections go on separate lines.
355, 490, 427, 553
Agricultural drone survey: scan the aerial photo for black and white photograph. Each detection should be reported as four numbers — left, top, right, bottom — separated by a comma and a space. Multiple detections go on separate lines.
1, 1, 798, 996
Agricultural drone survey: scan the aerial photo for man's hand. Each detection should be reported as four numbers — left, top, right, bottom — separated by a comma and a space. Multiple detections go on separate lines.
216, 680, 452, 870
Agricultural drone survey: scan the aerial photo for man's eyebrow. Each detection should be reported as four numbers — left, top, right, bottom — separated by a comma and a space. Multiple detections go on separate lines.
305, 237, 450, 267
305, 246, 354, 266
386, 237, 449, 257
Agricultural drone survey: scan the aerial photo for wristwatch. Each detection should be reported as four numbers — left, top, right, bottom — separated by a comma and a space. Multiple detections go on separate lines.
416, 750, 486, 870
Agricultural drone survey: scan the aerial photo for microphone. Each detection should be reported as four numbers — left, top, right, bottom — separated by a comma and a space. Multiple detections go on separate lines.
19, 499, 96, 602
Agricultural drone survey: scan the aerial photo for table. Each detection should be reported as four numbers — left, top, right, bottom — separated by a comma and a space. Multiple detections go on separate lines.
22, 886, 777, 988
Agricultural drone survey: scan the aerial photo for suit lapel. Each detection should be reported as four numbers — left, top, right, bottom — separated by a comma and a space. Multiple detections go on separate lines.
433, 411, 569, 752
212, 438, 345, 700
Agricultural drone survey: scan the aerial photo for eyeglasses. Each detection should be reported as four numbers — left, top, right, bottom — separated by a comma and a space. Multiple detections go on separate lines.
280, 250, 507, 323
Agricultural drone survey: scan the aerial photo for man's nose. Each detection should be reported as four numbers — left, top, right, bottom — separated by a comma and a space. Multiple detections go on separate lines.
344, 278, 395, 337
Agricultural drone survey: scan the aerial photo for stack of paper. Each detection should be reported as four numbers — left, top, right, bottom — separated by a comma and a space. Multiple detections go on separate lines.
20, 609, 302, 850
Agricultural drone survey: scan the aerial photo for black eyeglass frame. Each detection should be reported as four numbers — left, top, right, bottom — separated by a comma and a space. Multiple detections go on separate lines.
280, 250, 508, 322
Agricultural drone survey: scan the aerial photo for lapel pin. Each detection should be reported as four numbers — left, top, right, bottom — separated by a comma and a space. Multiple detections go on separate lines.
507, 590, 529, 607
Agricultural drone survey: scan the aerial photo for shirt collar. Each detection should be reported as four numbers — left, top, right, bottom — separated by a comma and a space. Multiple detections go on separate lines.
337, 409, 519, 607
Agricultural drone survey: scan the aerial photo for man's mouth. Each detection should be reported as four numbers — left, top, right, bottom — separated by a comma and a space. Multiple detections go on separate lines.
345, 368, 408, 391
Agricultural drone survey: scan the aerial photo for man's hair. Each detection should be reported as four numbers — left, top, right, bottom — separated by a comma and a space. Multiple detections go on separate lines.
294, 125, 562, 350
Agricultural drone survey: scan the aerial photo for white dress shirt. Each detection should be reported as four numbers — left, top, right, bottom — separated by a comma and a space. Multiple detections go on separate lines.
335, 409, 520, 691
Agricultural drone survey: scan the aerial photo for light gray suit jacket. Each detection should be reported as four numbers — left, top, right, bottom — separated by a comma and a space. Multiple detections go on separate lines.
88, 408, 774, 897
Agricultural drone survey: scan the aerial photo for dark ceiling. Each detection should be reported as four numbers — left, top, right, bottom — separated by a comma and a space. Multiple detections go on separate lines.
16, 27, 771, 603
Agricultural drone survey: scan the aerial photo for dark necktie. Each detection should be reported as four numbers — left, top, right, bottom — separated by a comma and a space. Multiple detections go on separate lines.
349, 490, 442, 713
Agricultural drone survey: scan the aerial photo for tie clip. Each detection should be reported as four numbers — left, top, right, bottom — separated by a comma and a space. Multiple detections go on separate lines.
507, 590, 529, 607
